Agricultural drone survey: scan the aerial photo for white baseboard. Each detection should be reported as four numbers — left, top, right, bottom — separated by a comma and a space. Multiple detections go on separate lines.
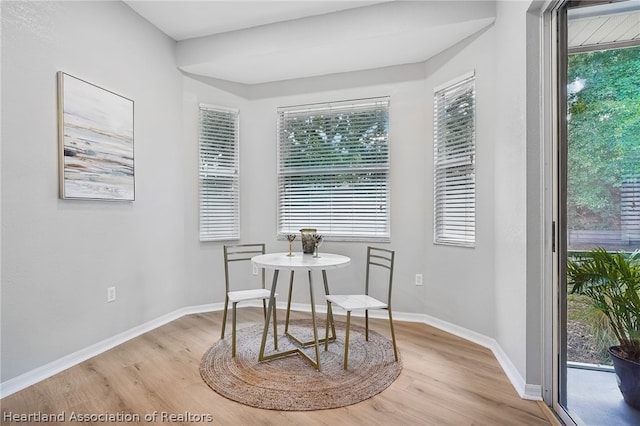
0, 303, 224, 399
415, 312, 542, 401
0, 302, 542, 401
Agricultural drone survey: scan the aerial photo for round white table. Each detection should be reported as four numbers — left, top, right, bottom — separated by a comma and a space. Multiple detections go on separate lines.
251, 252, 351, 370
251, 252, 351, 272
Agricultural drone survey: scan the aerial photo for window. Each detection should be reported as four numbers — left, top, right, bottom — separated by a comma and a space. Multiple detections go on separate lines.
433, 73, 476, 247
277, 97, 390, 241
566, 45, 640, 251
199, 105, 240, 241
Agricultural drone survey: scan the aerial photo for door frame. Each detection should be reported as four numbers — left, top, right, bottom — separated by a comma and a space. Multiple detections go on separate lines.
540, 0, 575, 424
552, 1, 571, 421
546, 1, 637, 423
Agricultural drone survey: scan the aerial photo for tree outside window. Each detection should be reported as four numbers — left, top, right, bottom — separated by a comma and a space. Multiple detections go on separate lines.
277, 98, 390, 241
567, 45, 640, 251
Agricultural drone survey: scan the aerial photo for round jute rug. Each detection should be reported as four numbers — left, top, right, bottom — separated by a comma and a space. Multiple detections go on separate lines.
200, 319, 401, 411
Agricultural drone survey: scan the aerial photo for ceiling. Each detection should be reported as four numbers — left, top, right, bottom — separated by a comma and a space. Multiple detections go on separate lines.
568, 1, 640, 52
124, 1, 388, 41
124, 1, 497, 85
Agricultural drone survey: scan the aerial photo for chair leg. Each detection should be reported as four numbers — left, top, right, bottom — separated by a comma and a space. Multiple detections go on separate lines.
326, 301, 336, 341
221, 296, 229, 339
262, 299, 267, 320
324, 301, 331, 351
232, 302, 238, 357
388, 308, 399, 362
365, 309, 369, 341
344, 311, 351, 370
322, 270, 336, 341
272, 298, 278, 350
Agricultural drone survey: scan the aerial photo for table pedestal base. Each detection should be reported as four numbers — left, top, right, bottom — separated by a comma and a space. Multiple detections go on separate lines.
259, 269, 337, 370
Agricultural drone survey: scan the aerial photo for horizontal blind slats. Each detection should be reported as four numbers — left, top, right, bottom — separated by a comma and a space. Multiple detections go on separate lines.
277, 98, 390, 240
199, 106, 240, 241
434, 74, 476, 247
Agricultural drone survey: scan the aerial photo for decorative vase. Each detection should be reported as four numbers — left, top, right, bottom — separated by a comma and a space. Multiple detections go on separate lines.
299, 228, 317, 254
609, 346, 640, 409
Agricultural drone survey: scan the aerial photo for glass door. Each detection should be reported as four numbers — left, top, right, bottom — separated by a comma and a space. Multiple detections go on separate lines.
555, 1, 640, 424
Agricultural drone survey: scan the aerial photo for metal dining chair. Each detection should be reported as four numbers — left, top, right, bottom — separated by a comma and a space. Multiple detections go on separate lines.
221, 243, 277, 357
324, 246, 399, 369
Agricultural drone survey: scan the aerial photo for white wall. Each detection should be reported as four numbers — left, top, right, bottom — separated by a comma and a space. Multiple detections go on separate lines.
180, 64, 430, 313
492, 0, 530, 379
1, 0, 544, 397
246, 72, 430, 312
181, 0, 536, 388
421, 1, 537, 387
422, 29, 497, 338
181, 77, 248, 306
1, 1, 185, 382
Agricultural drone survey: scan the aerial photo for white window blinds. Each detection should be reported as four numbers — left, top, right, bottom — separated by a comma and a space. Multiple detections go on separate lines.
434, 73, 476, 247
199, 105, 240, 241
277, 97, 390, 241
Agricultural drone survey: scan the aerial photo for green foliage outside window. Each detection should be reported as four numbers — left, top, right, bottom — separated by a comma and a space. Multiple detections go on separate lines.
281, 110, 389, 172
567, 46, 640, 231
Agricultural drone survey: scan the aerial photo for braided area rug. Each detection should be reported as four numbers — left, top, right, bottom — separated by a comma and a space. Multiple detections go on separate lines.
200, 319, 401, 411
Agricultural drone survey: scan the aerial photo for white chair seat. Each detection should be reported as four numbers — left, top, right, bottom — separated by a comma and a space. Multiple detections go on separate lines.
228, 288, 272, 303
222, 243, 278, 358
324, 247, 397, 370
326, 294, 387, 311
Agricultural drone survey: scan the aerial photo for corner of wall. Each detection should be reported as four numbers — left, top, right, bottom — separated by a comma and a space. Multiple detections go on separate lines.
417, 311, 542, 400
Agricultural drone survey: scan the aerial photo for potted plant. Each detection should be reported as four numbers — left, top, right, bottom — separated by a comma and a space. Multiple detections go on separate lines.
567, 247, 640, 409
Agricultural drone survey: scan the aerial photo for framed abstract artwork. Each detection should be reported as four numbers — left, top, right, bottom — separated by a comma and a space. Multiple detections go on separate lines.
57, 72, 135, 201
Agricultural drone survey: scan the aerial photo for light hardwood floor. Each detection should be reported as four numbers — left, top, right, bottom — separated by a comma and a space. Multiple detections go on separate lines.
1, 309, 560, 425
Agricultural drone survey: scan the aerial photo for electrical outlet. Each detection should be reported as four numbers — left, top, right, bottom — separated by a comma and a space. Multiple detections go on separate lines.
252, 263, 259, 275
107, 286, 116, 302
415, 274, 423, 286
